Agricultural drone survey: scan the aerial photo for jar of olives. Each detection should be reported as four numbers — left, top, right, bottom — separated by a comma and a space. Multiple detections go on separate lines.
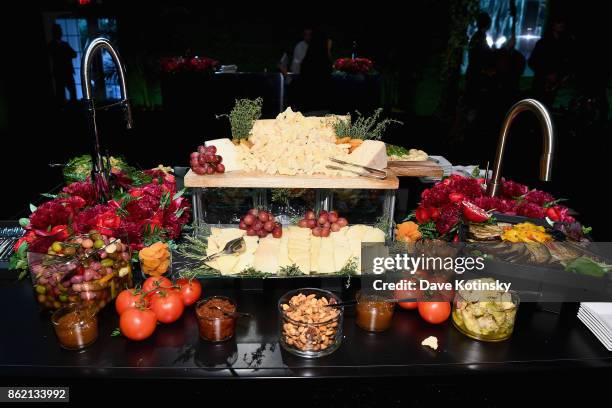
29, 230, 134, 312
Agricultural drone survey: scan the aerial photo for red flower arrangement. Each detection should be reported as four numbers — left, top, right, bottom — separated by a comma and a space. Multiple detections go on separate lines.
12, 166, 190, 269
160, 56, 219, 73
411, 175, 578, 239
333, 57, 375, 75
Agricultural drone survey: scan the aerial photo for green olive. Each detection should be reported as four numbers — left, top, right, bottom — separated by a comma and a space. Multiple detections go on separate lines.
94, 239, 105, 249
101, 258, 115, 267
35, 285, 46, 295
51, 242, 63, 253
59, 294, 68, 302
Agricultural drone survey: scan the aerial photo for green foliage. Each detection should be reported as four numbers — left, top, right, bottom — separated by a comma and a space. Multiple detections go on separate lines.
218, 97, 263, 140
333, 108, 402, 140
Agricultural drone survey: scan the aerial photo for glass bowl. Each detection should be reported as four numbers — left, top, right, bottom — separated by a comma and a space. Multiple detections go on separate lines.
278, 288, 343, 358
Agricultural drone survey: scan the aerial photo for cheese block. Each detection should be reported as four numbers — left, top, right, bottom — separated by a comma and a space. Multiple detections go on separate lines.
205, 138, 243, 172
288, 228, 311, 274
346, 140, 388, 170
317, 237, 335, 274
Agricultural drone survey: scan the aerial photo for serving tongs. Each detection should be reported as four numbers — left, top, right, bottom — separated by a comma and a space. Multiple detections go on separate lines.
326, 158, 387, 180
203, 237, 246, 262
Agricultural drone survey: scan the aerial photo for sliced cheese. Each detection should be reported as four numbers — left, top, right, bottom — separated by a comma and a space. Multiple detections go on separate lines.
216, 254, 240, 275
363, 226, 386, 243
332, 231, 352, 271
232, 251, 255, 275
310, 236, 321, 273
317, 237, 335, 274
205, 138, 243, 172
278, 233, 290, 269
253, 237, 281, 273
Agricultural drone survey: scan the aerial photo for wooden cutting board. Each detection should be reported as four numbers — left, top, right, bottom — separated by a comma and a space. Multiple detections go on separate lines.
184, 169, 399, 189
387, 160, 444, 178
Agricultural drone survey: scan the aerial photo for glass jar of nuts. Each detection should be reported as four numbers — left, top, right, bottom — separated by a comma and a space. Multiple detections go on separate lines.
278, 288, 344, 358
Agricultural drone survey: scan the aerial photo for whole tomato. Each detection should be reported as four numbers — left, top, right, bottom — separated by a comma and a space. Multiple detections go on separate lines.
418, 302, 451, 324
394, 278, 421, 310
150, 289, 184, 324
119, 307, 157, 341
176, 278, 202, 306
142, 276, 173, 295
115, 288, 145, 315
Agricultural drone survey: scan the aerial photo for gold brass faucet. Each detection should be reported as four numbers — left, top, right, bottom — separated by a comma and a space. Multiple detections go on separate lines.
486, 99, 555, 197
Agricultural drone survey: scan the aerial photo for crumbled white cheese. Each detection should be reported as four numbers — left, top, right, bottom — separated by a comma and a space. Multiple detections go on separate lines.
421, 336, 438, 350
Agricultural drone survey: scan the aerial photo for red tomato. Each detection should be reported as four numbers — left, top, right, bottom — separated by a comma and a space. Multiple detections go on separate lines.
119, 307, 157, 341
394, 278, 421, 310
142, 276, 172, 295
176, 278, 202, 306
546, 207, 560, 221
115, 288, 145, 315
461, 201, 490, 223
150, 290, 185, 324
418, 302, 451, 324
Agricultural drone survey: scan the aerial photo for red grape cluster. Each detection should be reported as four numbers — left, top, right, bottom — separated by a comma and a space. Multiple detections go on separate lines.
297, 210, 348, 237
239, 208, 282, 238
190, 145, 225, 175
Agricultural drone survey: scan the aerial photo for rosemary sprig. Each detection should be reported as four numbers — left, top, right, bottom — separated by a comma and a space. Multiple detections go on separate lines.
333, 108, 402, 140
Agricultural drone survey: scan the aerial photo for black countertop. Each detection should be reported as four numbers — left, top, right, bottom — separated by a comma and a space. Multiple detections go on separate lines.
1, 278, 611, 379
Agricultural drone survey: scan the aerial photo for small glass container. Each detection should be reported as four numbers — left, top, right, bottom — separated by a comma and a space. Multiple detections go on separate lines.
51, 304, 98, 350
278, 288, 343, 358
139, 241, 172, 278
452, 287, 519, 342
195, 296, 237, 342
355, 291, 395, 332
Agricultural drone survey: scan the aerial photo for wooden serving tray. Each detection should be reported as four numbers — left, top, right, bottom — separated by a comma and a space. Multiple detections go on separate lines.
387, 159, 444, 178
184, 169, 399, 189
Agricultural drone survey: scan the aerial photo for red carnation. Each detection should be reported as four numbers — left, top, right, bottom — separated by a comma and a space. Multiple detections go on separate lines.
501, 180, 529, 198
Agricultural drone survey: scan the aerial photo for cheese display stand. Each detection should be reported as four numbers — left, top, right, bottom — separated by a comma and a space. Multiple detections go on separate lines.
180, 106, 434, 284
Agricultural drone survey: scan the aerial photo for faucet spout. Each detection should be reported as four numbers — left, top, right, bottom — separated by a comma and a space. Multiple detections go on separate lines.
80, 37, 132, 202
486, 98, 555, 197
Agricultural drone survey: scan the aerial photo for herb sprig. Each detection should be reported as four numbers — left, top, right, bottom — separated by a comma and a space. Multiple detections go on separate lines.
333, 108, 402, 140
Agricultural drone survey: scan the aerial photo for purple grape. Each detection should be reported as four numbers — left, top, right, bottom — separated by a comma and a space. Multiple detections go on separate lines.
72, 283, 82, 292
99, 251, 107, 259
70, 275, 83, 284
83, 270, 94, 282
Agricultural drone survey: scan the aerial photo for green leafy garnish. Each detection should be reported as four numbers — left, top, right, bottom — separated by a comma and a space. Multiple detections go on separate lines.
333, 108, 402, 140
565, 256, 612, 277
218, 97, 263, 140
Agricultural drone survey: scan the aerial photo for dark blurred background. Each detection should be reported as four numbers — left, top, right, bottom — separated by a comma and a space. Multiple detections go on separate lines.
1, 0, 610, 235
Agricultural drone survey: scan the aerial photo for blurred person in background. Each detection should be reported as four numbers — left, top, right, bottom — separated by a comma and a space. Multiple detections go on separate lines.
48, 24, 77, 105
292, 29, 332, 114
528, 16, 574, 107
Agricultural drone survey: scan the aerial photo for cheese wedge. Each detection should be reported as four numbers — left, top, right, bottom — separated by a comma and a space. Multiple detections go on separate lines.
232, 251, 255, 275
205, 138, 243, 172
346, 140, 388, 170
216, 254, 240, 275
